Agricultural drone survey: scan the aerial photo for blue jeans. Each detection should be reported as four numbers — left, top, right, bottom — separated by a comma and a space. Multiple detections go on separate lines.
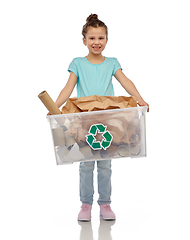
79, 160, 112, 205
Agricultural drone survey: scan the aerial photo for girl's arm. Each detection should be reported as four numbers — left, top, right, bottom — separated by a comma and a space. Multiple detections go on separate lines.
114, 69, 149, 111
55, 72, 77, 108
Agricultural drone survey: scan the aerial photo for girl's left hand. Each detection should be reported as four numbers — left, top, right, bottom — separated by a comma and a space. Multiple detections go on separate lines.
138, 98, 149, 112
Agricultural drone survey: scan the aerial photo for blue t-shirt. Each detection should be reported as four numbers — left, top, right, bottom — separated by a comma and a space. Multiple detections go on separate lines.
68, 57, 122, 97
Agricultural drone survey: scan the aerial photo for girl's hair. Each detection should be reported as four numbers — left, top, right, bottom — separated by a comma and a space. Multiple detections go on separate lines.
82, 14, 108, 38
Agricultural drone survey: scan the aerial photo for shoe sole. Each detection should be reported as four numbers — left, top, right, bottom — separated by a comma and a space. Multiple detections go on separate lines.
78, 218, 91, 222
100, 214, 116, 221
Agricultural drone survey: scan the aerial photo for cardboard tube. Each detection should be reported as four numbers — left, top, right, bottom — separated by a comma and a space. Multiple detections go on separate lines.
130, 144, 141, 156
38, 91, 61, 115
51, 128, 65, 146
117, 145, 129, 157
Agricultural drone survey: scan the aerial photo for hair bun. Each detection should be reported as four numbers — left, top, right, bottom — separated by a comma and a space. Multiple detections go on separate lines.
86, 14, 98, 22
82, 14, 108, 38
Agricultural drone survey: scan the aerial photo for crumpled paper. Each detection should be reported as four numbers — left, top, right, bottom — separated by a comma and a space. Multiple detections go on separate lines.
61, 95, 137, 114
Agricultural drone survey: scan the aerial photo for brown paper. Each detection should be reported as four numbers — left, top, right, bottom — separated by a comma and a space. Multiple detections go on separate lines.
51, 128, 65, 146
38, 91, 61, 115
61, 95, 137, 114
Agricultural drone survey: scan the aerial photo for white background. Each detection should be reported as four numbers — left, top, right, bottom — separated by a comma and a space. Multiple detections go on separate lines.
0, 0, 190, 239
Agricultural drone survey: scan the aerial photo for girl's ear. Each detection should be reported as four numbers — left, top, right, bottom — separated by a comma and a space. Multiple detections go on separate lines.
83, 37, 87, 46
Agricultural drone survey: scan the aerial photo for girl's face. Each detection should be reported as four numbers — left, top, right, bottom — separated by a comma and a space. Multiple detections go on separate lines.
83, 27, 108, 56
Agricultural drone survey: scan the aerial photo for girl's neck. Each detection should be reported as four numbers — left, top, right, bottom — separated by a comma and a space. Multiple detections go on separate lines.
86, 53, 105, 64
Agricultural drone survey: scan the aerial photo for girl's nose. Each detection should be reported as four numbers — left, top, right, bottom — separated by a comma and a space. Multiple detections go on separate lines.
94, 38, 99, 44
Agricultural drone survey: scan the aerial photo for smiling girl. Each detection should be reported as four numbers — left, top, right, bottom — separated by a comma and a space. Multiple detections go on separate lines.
55, 14, 149, 222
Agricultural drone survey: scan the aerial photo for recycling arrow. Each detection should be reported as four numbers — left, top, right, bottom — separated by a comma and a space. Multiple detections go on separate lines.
96, 124, 106, 133
86, 135, 95, 145
86, 123, 113, 150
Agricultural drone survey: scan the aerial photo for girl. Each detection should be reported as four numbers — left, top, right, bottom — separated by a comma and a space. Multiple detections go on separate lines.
55, 14, 149, 221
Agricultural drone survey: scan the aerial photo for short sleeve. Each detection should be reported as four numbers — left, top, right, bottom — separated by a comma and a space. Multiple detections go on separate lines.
68, 58, 79, 78
112, 58, 122, 76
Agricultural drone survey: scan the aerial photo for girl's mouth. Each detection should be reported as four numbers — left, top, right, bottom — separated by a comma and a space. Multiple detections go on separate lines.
93, 46, 101, 50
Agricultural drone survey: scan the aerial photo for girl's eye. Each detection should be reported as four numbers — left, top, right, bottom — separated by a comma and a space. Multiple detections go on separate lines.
90, 38, 94, 40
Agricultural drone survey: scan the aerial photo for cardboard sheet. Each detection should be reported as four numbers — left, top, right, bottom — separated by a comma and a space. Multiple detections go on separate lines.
61, 95, 137, 114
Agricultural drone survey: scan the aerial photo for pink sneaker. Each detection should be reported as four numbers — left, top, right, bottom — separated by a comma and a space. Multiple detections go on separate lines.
78, 204, 92, 222
100, 204, 116, 221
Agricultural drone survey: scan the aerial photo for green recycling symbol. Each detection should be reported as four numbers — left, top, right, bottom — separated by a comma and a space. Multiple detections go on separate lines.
86, 123, 113, 150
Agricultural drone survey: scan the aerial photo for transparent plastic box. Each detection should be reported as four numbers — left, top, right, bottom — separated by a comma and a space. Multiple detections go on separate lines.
47, 106, 147, 165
